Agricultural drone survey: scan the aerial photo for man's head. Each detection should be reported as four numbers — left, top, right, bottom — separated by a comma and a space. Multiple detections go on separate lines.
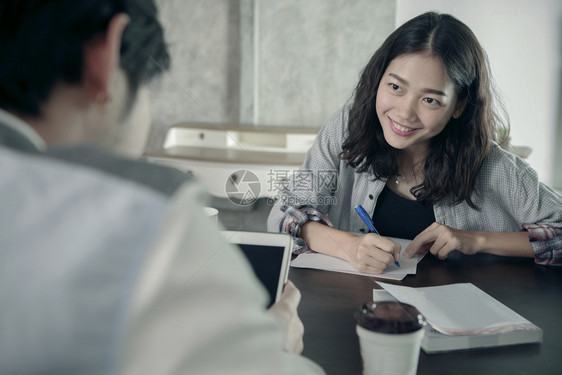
0, 0, 169, 154
0, 0, 168, 116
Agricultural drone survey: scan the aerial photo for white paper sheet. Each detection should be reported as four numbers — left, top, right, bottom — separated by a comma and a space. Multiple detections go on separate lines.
290, 237, 422, 281
376, 282, 535, 334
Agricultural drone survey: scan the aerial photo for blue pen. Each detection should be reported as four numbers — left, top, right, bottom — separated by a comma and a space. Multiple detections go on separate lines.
354, 205, 400, 267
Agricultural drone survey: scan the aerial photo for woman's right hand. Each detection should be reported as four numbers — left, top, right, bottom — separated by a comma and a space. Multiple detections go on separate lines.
343, 233, 401, 274
301, 222, 401, 274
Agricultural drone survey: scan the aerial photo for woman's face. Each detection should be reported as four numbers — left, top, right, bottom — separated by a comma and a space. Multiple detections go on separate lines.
375, 53, 464, 157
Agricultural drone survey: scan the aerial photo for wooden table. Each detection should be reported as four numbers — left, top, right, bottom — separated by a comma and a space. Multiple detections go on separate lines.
289, 252, 562, 374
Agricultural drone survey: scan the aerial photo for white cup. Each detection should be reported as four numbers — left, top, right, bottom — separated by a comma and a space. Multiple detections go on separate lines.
203, 207, 219, 226
355, 301, 425, 375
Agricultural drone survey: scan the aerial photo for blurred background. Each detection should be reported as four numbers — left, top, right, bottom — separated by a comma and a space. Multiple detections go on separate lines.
146, 0, 562, 203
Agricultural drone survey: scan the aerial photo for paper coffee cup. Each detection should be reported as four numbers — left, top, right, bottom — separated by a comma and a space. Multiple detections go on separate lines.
355, 301, 425, 375
203, 207, 219, 226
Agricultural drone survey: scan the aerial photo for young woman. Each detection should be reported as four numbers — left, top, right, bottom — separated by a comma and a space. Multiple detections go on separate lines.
267, 12, 562, 274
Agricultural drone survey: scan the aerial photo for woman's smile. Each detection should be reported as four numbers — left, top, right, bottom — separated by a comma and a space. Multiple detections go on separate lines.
388, 117, 419, 136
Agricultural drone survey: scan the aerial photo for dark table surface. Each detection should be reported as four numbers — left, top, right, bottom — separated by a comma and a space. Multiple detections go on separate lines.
289, 252, 562, 375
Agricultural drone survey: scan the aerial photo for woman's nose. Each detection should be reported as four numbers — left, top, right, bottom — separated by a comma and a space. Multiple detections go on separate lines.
395, 96, 417, 121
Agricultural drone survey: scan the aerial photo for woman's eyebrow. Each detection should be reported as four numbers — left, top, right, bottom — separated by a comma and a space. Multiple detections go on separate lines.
388, 73, 448, 97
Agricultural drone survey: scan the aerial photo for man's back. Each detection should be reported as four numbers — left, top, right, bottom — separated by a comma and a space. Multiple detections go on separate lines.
0, 148, 168, 374
0, 148, 324, 374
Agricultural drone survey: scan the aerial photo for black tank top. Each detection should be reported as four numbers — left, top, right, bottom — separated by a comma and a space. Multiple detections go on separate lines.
371, 185, 435, 240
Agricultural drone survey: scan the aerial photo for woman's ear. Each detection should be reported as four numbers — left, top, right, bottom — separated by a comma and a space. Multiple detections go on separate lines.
452, 98, 467, 119
82, 13, 130, 104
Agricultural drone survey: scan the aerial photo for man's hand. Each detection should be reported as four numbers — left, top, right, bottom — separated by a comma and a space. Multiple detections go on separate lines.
267, 281, 304, 354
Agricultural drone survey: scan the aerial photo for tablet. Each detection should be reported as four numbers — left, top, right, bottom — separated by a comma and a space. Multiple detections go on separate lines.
223, 231, 292, 308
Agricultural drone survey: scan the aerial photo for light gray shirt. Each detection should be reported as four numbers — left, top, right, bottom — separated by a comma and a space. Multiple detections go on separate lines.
268, 106, 562, 241
0, 148, 324, 374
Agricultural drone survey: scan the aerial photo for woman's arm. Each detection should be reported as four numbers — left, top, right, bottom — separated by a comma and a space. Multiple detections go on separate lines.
403, 222, 533, 259
267, 106, 349, 253
476, 231, 534, 257
405, 147, 562, 263
301, 221, 400, 274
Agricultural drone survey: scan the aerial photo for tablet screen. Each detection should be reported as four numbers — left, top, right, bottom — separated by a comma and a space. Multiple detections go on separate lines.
238, 244, 286, 308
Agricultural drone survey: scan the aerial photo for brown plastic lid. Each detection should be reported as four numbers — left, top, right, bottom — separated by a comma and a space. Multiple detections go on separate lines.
355, 301, 426, 334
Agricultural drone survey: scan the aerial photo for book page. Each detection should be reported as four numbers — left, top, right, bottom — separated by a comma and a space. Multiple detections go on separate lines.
377, 282, 535, 334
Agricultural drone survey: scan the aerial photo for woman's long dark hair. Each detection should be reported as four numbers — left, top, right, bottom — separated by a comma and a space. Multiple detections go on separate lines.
340, 12, 509, 208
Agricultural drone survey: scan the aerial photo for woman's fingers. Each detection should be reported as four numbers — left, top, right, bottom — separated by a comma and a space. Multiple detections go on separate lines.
352, 234, 400, 274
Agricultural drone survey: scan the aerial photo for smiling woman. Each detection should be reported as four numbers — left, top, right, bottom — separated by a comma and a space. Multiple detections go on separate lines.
375, 54, 464, 165
267, 12, 562, 275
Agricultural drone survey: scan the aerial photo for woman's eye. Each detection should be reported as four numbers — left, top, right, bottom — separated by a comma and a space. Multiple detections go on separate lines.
424, 97, 440, 106
389, 83, 401, 91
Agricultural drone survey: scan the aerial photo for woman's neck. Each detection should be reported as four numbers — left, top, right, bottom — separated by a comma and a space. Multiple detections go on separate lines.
398, 146, 427, 174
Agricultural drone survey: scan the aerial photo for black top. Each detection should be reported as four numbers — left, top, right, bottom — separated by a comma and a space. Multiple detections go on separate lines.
371, 185, 435, 240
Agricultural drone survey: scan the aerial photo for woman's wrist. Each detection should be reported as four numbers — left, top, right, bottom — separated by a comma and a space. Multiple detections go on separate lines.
473, 231, 533, 257
472, 232, 487, 254
302, 221, 359, 259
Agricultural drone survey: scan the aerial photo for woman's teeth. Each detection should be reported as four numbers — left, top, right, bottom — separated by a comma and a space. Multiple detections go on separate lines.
393, 121, 415, 132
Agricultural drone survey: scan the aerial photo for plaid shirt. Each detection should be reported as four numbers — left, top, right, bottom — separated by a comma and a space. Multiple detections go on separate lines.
267, 106, 562, 265
278, 204, 332, 254
523, 224, 562, 265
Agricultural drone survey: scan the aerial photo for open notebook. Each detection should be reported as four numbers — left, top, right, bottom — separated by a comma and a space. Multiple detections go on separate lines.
375, 282, 543, 353
290, 237, 422, 280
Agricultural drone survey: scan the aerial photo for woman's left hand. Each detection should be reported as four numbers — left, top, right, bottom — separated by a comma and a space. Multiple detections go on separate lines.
403, 222, 481, 259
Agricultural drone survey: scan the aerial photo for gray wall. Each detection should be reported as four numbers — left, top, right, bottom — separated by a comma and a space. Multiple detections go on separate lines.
555, 71, 562, 191
254, 0, 394, 126
147, 0, 240, 151
146, 0, 395, 151
551, 8, 562, 192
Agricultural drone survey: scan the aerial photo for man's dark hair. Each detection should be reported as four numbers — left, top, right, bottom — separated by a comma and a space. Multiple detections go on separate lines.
0, 0, 169, 116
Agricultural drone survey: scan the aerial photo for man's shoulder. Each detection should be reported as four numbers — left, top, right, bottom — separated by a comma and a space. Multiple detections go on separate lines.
46, 144, 194, 197
0, 147, 172, 372
1, 146, 169, 217
0, 118, 43, 152
0, 146, 171, 267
